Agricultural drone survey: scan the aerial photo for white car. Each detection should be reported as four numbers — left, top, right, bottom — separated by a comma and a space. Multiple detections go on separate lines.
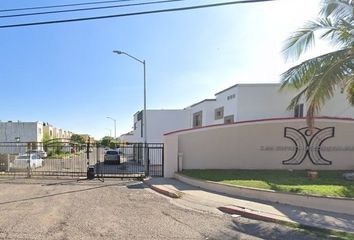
14, 153, 44, 169
27, 150, 47, 158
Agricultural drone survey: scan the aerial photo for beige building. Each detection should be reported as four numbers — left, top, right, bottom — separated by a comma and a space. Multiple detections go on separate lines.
42, 123, 75, 141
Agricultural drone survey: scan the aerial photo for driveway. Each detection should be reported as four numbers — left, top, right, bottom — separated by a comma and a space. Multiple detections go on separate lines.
0, 178, 330, 240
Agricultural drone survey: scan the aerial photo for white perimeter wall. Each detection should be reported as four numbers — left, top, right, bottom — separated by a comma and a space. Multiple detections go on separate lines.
164, 118, 354, 177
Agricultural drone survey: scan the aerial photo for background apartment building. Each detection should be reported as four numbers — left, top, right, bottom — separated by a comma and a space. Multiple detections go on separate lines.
0, 121, 75, 143
120, 83, 354, 143
0, 121, 44, 143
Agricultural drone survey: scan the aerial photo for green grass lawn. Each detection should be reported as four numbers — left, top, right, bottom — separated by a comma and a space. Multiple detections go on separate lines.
182, 170, 354, 198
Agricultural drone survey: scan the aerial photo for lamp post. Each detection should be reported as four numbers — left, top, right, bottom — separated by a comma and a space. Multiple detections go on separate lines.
113, 50, 148, 173
105, 128, 112, 137
106, 117, 116, 140
112, 50, 147, 144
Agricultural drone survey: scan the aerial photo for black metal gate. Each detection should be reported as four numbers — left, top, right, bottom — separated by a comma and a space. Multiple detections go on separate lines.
0, 140, 164, 178
94, 143, 164, 178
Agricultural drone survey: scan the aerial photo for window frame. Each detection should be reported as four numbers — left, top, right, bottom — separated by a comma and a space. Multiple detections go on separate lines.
214, 107, 224, 120
193, 111, 203, 128
224, 115, 234, 124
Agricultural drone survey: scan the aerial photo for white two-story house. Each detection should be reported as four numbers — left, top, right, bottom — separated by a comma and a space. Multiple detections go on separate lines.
121, 110, 190, 143
120, 83, 354, 143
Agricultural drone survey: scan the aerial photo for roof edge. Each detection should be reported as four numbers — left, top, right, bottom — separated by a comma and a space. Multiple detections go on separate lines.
215, 83, 281, 96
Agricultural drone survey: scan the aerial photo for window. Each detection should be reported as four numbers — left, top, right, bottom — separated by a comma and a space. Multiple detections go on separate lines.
227, 94, 235, 100
224, 115, 234, 124
134, 122, 137, 130
49, 130, 52, 136
38, 128, 42, 134
137, 111, 143, 121
193, 111, 203, 128
294, 104, 304, 118
214, 107, 224, 120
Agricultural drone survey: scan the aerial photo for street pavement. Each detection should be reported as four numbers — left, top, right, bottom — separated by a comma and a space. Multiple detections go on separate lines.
0, 177, 333, 240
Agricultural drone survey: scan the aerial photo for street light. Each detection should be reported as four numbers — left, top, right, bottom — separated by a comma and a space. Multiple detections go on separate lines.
106, 116, 116, 139
113, 50, 148, 173
105, 128, 112, 137
112, 50, 147, 145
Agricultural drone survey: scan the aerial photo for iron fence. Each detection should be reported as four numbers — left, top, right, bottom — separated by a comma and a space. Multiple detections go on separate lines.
0, 141, 164, 178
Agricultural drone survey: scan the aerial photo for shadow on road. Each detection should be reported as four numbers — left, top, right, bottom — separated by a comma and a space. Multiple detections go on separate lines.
0, 181, 134, 206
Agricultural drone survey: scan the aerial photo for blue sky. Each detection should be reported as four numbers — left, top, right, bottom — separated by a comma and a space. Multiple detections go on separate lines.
0, 0, 326, 139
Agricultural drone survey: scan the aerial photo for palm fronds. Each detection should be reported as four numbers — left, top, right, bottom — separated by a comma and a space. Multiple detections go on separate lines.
281, 0, 354, 129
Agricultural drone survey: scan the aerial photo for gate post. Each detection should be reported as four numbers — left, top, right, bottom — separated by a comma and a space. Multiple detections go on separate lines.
146, 146, 150, 177
86, 140, 90, 162
27, 142, 32, 178
162, 144, 164, 177
137, 143, 140, 164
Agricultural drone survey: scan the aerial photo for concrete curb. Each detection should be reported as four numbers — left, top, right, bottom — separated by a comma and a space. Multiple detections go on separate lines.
175, 173, 354, 215
143, 179, 182, 198
219, 205, 354, 235
218, 205, 292, 225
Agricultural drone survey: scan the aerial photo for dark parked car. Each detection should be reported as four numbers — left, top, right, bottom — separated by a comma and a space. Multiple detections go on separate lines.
104, 150, 120, 164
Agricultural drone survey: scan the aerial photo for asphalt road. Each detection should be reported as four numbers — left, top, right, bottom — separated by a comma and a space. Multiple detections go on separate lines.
0, 178, 333, 240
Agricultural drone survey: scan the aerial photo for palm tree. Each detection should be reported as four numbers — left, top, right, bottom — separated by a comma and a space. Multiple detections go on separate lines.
280, 0, 354, 129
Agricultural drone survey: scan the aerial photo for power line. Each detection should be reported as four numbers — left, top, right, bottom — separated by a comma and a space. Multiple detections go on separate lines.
0, 0, 276, 29
0, 0, 135, 13
0, 0, 187, 19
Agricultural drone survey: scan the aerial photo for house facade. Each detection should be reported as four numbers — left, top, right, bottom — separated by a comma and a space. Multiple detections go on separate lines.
0, 121, 44, 143
120, 83, 354, 143
124, 110, 190, 143
0, 121, 76, 143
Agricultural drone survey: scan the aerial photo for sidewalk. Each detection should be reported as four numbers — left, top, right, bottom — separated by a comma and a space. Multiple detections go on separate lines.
143, 177, 354, 234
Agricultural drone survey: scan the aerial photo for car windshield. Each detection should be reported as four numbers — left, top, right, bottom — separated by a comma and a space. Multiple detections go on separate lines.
106, 151, 118, 155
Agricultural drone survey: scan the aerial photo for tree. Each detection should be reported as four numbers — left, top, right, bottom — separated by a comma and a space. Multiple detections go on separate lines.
109, 141, 117, 149
42, 132, 51, 153
42, 132, 50, 143
70, 134, 85, 144
100, 136, 115, 148
280, 0, 354, 128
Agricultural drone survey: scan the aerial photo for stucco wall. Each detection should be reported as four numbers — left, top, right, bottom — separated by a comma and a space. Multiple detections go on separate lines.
164, 118, 354, 177
0, 122, 41, 142
132, 110, 190, 143
214, 87, 238, 124
236, 84, 295, 121
188, 101, 216, 127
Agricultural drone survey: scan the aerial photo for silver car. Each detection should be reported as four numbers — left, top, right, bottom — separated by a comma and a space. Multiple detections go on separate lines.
104, 150, 120, 164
